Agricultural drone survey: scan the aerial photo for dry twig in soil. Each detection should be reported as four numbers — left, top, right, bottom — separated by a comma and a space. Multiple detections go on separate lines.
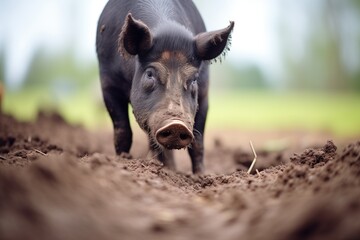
247, 141, 258, 174
34, 149, 47, 156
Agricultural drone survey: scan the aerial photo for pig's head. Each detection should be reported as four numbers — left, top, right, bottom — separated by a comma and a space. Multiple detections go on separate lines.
119, 13, 234, 150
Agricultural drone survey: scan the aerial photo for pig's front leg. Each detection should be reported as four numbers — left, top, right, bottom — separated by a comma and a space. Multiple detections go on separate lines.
101, 82, 132, 158
149, 137, 176, 170
158, 150, 176, 170
188, 97, 208, 174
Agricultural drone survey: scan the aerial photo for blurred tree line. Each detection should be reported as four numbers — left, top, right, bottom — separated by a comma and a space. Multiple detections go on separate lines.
21, 47, 98, 96
1, 0, 359, 94
211, 0, 360, 92
0, 49, 4, 84
277, 0, 360, 91
0, 46, 99, 104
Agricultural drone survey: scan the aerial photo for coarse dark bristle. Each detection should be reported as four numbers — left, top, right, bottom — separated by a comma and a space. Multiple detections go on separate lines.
151, 21, 195, 58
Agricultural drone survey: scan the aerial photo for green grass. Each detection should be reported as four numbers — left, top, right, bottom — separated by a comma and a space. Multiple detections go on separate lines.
208, 90, 360, 136
2, 87, 111, 128
3, 89, 360, 136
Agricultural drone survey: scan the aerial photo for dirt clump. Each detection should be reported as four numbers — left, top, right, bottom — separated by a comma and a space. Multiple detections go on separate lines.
290, 140, 337, 167
1, 112, 360, 240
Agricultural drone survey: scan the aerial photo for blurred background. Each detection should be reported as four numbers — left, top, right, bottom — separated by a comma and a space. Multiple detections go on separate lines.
1, 0, 360, 136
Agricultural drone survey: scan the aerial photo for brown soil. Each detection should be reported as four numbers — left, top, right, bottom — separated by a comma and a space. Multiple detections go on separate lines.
1, 112, 360, 240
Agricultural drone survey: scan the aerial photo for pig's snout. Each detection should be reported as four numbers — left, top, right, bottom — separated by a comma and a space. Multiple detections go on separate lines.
155, 120, 194, 149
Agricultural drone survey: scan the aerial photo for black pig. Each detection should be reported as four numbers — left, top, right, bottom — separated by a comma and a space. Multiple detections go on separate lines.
96, 0, 234, 173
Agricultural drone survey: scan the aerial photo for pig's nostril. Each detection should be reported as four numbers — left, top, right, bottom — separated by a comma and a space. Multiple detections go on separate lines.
180, 133, 190, 141
159, 130, 172, 138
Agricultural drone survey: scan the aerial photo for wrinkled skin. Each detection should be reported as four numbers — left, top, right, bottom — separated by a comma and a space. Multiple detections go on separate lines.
96, 0, 234, 173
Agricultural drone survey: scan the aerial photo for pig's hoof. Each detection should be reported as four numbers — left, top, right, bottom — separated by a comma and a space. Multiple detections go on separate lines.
193, 165, 204, 175
120, 152, 132, 159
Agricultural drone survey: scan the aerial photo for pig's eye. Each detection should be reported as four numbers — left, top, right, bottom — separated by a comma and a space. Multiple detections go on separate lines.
145, 68, 155, 79
189, 73, 199, 98
190, 73, 199, 85
142, 68, 156, 92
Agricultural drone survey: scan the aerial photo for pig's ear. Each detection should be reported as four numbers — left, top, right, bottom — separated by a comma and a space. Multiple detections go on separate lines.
195, 21, 234, 61
119, 13, 153, 56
